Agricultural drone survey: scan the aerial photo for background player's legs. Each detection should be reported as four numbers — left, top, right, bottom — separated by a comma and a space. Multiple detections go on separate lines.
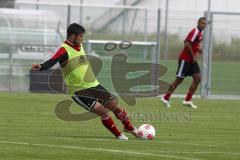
91, 101, 122, 137
163, 77, 184, 100
104, 99, 134, 132
185, 73, 201, 101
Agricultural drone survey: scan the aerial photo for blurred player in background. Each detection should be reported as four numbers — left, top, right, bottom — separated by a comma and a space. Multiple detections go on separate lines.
161, 17, 207, 108
32, 23, 140, 140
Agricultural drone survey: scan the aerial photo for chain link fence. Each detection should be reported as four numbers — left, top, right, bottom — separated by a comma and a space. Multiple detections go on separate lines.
1, 0, 240, 99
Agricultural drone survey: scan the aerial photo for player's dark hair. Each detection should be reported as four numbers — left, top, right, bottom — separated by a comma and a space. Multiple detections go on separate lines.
67, 23, 85, 38
198, 17, 207, 23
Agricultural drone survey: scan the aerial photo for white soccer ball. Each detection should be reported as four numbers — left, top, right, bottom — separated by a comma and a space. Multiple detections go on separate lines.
138, 124, 156, 140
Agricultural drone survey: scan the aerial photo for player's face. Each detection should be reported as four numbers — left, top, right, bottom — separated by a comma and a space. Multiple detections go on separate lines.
74, 33, 84, 45
198, 19, 207, 30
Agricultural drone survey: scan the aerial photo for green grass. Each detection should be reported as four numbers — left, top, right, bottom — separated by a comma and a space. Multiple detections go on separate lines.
0, 92, 240, 160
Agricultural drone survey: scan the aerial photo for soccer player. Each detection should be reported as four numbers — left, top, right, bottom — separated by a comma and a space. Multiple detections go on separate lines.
32, 23, 140, 140
161, 17, 207, 108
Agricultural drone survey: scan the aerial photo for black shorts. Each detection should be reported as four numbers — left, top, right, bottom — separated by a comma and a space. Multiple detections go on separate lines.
176, 59, 200, 78
72, 84, 116, 111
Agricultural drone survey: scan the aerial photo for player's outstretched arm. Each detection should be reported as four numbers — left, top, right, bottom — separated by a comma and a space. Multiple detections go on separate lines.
32, 47, 68, 71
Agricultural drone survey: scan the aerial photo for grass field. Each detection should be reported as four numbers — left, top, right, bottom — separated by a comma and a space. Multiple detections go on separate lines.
0, 92, 240, 160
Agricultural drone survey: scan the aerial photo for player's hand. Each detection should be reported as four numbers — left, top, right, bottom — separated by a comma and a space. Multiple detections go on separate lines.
192, 55, 197, 63
32, 64, 41, 71
197, 48, 203, 54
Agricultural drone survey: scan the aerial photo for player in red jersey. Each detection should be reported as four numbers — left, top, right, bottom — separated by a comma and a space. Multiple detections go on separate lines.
161, 17, 207, 108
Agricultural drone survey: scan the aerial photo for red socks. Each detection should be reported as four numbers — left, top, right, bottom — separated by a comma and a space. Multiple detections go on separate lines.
101, 114, 121, 137
101, 108, 134, 137
164, 93, 172, 101
114, 108, 134, 131
164, 91, 193, 101
164, 93, 192, 101
185, 92, 193, 101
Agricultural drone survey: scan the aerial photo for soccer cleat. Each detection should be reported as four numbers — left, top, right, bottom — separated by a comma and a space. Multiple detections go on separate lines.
116, 133, 128, 140
124, 127, 142, 138
182, 100, 198, 109
161, 96, 171, 108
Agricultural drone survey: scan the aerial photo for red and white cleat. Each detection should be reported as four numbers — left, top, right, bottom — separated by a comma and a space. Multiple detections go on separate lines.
116, 133, 128, 140
182, 100, 198, 109
161, 96, 171, 108
124, 127, 143, 138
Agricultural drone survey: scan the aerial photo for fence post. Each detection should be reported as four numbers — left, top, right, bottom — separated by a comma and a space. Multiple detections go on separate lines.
163, 0, 169, 60
67, 4, 71, 27
151, 8, 161, 96
156, 8, 161, 63
201, 11, 212, 98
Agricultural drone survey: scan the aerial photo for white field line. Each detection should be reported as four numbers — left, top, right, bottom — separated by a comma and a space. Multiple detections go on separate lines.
57, 137, 219, 147
2, 140, 240, 158
0, 140, 203, 160
0, 136, 220, 147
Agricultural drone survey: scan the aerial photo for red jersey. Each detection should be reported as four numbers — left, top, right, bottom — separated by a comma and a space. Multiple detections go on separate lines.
179, 27, 203, 62
40, 40, 81, 70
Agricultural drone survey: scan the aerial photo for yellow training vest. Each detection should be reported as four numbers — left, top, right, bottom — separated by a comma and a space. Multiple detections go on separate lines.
60, 43, 99, 95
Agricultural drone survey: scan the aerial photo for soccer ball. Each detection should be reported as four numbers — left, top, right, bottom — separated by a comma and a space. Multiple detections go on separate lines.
138, 124, 156, 140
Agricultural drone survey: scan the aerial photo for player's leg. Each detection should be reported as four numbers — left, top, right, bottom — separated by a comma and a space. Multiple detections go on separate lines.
104, 99, 141, 137
185, 73, 201, 101
84, 84, 136, 134
91, 102, 127, 140
183, 62, 201, 108
105, 99, 133, 130
164, 77, 184, 100
161, 59, 186, 107
161, 77, 183, 108
72, 91, 127, 140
